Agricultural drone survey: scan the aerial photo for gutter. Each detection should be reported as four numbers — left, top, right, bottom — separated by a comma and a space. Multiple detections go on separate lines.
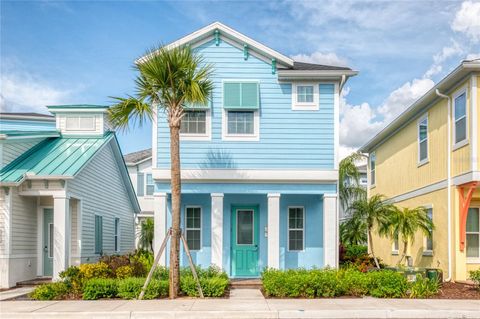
435, 89, 452, 282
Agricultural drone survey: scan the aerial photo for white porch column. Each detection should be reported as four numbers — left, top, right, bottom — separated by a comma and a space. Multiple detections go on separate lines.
267, 193, 280, 269
211, 193, 224, 269
323, 193, 338, 268
153, 192, 167, 266
53, 195, 70, 281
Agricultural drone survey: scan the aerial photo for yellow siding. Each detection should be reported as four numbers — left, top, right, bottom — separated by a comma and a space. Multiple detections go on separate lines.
370, 99, 448, 199
477, 75, 480, 171
371, 189, 449, 274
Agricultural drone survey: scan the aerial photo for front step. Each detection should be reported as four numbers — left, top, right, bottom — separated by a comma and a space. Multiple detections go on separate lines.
230, 278, 262, 289
16, 277, 52, 287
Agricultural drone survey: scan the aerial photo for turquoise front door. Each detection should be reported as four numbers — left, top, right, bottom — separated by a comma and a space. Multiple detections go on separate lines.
43, 208, 53, 276
231, 206, 259, 277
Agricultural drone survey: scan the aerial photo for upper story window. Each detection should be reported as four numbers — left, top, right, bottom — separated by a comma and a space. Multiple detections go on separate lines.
369, 153, 376, 186
466, 207, 479, 259
418, 115, 428, 165
222, 81, 259, 141
292, 83, 319, 110
146, 173, 154, 196
66, 116, 95, 131
453, 91, 467, 146
181, 111, 206, 134
136, 172, 154, 196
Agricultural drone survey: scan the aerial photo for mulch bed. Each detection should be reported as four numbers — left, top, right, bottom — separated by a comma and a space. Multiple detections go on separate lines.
433, 282, 480, 299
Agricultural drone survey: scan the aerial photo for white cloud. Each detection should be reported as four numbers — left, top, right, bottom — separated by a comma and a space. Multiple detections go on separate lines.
0, 70, 71, 114
451, 1, 480, 43
466, 53, 480, 60
424, 40, 463, 78
291, 51, 349, 67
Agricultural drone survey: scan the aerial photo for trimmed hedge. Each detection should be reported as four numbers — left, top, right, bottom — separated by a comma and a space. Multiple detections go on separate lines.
117, 277, 169, 300
29, 282, 70, 300
83, 278, 118, 300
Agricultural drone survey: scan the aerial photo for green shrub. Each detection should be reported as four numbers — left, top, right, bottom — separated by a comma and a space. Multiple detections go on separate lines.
152, 266, 169, 280
30, 282, 70, 300
116, 265, 134, 279
344, 245, 368, 259
79, 262, 111, 280
99, 255, 130, 274
59, 266, 83, 295
469, 269, 480, 290
180, 276, 229, 297
129, 250, 153, 276
408, 276, 440, 298
368, 270, 408, 298
82, 278, 118, 300
117, 277, 168, 300
311, 268, 342, 297
339, 268, 371, 296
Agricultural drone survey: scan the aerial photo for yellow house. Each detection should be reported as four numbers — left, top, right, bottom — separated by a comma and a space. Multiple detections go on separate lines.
360, 59, 480, 281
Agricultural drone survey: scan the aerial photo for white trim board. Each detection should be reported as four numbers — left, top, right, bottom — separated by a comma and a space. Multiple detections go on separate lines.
452, 171, 480, 185
471, 75, 478, 171
387, 179, 447, 203
152, 168, 338, 182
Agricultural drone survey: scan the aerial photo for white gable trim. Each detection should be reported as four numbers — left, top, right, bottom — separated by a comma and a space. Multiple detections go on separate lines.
138, 22, 294, 67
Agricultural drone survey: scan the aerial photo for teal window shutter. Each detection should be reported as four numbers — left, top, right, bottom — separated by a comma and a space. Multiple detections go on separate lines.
137, 173, 144, 197
224, 82, 259, 109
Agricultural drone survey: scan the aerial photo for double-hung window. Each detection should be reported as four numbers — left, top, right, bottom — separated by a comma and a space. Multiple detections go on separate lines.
453, 91, 467, 146
223, 81, 259, 140
292, 83, 319, 110
185, 207, 201, 251
466, 208, 480, 259
288, 207, 304, 251
418, 115, 428, 164
114, 218, 120, 252
146, 173, 154, 196
370, 153, 376, 186
424, 207, 433, 254
94, 215, 103, 254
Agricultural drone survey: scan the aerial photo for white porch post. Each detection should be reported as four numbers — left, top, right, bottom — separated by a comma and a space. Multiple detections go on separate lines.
323, 193, 338, 268
211, 193, 224, 269
153, 192, 167, 266
53, 195, 70, 281
267, 193, 280, 269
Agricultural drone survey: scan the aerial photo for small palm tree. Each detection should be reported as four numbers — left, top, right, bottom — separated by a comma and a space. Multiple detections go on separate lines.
109, 45, 213, 298
348, 194, 395, 268
138, 218, 154, 252
339, 152, 366, 212
387, 206, 434, 265
340, 214, 367, 246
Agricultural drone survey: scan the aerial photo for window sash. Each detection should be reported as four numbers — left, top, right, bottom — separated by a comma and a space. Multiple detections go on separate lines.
297, 85, 314, 103
95, 215, 103, 254
114, 218, 120, 252
180, 111, 207, 135
418, 117, 428, 162
467, 208, 480, 258
146, 173, 154, 196
185, 207, 201, 251
454, 92, 467, 144
370, 153, 376, 185
288, 207, 304, 251
425, 208, 433, 251
227, 111, 255, 135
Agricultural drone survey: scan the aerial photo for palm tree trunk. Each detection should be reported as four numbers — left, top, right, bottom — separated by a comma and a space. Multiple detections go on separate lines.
169, 123, 181, 299
368, 230, 380, 269
398, 240, 408, 266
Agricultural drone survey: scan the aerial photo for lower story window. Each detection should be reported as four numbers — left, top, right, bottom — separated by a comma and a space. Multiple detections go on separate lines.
425, 208, 433, 252
227, 111, 254, 135
466, 207, 480, 258
95, 215, 103, 254
288, 207, 304, 251
114, 218, 120, 252
185, 207, 201, 251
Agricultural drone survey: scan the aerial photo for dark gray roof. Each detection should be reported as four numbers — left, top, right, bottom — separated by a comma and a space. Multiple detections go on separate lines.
123, 148, 152, 164
0, 112, 54, 118
291, 61, 352, 71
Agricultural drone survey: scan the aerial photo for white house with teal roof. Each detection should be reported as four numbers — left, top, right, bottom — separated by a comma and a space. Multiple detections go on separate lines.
0, 107, 139, 288
150, 22, 357, 277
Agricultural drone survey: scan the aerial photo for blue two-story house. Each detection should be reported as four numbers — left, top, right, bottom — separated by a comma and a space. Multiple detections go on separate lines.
148, 22, 357, 277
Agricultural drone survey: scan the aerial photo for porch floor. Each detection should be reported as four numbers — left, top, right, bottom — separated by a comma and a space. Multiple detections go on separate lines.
16, 277, 52, 287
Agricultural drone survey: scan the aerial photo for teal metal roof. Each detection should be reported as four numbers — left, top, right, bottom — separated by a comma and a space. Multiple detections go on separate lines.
46, 104, 108, 109
0, 132, 113, 184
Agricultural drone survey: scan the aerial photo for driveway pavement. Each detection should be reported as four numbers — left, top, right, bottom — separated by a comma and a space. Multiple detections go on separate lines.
0, 289, 479, 319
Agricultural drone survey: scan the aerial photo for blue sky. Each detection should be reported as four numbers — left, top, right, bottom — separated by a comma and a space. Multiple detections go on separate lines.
1, 0, 479, 157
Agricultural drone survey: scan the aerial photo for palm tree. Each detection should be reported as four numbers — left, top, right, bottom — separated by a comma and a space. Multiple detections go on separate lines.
109, 45, 213, 298
340, 214, 367, 246
348, 194, 395, 268
387, 206, 434, 265
339, 152, 366, 212
138, 218, 154, 252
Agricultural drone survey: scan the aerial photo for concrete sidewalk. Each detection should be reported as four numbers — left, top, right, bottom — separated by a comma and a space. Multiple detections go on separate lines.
1, 292, 479, 319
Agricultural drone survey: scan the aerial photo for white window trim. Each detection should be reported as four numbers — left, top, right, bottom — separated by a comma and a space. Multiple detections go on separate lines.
222, 109, 260, 141
180, 109, 212, 141
292, 82, 319, 110
114, 217, 121, 253
422, 204, 434, 255
369, 152, 376, 188
452, 87, 468, 149
391, 238, 399, 255
466, 206, 480, 263
417, 114, 429, 166
185, 206, 202, 251
65, 115, 96, 131
287, 206, 305, 252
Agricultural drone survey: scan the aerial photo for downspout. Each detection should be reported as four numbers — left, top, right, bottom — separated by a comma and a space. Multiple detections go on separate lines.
436, 89, 452, 282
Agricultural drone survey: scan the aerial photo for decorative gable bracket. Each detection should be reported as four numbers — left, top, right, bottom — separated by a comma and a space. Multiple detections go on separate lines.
458, 181, 478, 251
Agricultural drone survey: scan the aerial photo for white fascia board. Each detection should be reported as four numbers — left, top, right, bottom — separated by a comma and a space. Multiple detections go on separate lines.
152, 168, 338, 182
48, 109, 108, 114
277, 70, 358, 81
125, 156, 152, 167
0, 114, 55, 121
138, 22, 294, 67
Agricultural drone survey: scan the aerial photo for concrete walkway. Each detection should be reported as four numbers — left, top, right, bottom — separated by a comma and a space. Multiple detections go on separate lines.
0, 286, 34, 301
1, 289, 479, 319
